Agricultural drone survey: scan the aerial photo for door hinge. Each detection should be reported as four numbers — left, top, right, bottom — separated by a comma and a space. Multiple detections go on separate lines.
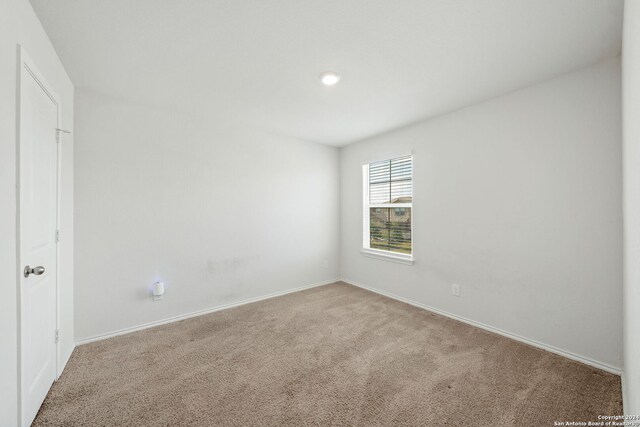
55, 329, 59, 344
55, 229, 60, 243
56, 128, 70, 143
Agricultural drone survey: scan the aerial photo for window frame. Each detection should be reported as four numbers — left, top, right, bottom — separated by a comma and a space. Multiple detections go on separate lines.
361, 154, 414, 265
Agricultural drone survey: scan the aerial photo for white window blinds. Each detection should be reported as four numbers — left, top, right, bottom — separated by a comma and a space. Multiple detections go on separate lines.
369, 155, 413, 204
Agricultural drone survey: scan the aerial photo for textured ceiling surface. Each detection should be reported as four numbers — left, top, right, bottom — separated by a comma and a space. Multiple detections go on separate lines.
31, 0, 623, 146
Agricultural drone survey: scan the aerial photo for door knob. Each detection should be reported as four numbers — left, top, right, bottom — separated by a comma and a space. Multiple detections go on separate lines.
24, 265, 45, 278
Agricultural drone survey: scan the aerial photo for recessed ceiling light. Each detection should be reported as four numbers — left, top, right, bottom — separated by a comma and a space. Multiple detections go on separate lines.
320, 71, 340, 86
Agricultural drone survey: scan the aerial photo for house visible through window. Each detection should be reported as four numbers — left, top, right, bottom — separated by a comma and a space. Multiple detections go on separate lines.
363, 155, 413, 258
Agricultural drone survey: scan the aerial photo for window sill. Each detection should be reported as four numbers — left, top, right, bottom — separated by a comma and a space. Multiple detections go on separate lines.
360, 248, 414, 265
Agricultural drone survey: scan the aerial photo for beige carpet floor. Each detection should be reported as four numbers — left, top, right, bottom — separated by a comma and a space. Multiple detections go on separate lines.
34, 282, 622, 426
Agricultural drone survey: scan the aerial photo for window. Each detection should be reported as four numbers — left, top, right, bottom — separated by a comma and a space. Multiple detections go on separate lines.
362, 155, 413, 263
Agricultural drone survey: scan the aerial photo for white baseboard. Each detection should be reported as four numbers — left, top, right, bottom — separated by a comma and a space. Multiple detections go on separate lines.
74, 277, 622, 376
342, 278, 622, 375
75, 279, 339, 346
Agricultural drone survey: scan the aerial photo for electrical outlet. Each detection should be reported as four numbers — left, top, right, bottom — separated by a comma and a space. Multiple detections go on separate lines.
323, 260, 329, 269
152, 281, 164, 301
451, 283, 460, 297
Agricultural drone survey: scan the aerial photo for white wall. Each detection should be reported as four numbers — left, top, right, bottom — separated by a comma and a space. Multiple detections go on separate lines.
74, 90, 340, 341
623, 0, 640, 413
341, 58, 622, 371
0, 0, 74, 425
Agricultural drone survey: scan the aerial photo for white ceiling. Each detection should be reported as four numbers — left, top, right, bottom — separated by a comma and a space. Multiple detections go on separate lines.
31, 0, 622, 146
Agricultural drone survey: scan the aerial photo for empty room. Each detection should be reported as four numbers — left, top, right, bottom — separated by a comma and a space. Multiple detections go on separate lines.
2, 0, 640, 425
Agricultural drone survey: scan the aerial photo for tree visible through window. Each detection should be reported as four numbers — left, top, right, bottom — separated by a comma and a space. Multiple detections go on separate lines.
363, 155, 412, 256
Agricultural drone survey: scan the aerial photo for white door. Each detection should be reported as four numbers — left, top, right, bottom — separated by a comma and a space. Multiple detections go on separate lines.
18, 49, 59, 427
